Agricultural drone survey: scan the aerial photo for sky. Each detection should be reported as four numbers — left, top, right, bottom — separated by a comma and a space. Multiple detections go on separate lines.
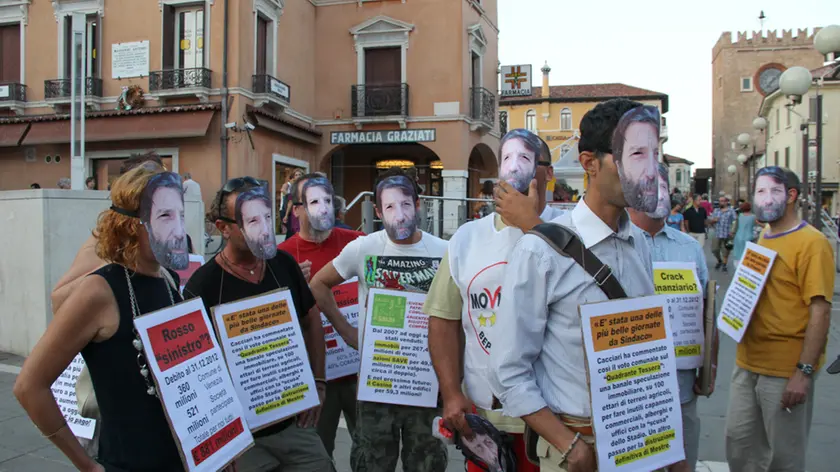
498, 0, 838, 169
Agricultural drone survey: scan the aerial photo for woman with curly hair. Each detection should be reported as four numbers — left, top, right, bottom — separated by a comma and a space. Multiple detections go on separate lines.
14, 165, 187, 472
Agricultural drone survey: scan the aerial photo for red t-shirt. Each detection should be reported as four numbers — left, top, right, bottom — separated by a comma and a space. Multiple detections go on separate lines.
277, 227, 366, 280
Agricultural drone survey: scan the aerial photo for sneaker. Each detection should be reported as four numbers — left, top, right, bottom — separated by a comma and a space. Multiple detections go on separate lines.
715, 262, 722, 270
722, 266, 728, 273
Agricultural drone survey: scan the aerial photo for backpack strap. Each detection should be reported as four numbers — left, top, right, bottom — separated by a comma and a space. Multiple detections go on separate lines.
527, 223, 627, 300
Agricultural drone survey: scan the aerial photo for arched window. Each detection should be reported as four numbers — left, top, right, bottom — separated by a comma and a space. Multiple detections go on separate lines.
560, 108, 572, 130
525, 109, 537, 132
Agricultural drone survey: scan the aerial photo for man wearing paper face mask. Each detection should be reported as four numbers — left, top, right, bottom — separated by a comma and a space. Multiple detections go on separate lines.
489, 99, 660, 472
139, 172, 189, 271
627, 164, 713, 472
726, 166, 834, 472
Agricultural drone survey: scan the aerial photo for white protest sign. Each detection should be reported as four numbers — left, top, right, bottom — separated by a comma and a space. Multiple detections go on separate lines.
176, 254, 205, 295
323, 278, 361, 380
717, 242, 777, 343
134, 298, 253, 472
50, 354, 96, 440
357, 288, 438, 408
652, 262, 704, 370
581, 296, 684, 472
212, 290, 319, 431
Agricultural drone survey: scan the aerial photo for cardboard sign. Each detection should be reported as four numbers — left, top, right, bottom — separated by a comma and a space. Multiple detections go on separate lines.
717, 242, 777, 343
323, 278, 361, 381
50, 354, 96, 440
652, 262, 704, 370
357, 288, 438, 408
134, 298, 254, 472
211, 290, 319, 431
176, 254, 205, 295
580, 296, 685, 472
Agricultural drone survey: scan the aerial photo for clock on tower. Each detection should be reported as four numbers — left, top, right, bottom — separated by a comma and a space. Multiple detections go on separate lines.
755, 64, 786, 96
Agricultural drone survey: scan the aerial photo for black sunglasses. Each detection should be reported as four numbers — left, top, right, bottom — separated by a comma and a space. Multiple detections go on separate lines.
216, 176, 261, 223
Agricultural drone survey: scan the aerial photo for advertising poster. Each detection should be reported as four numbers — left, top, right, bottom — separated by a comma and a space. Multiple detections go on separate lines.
580, 296, 685, 472
717, 242, 777, 343
133, 298, 253, 472
357, 288, 438, 408
211, 290, 319, 431
176, 254, 205, 295
50, 354, 96, 440
652, 262, 704, 370
323, 278, 361, 381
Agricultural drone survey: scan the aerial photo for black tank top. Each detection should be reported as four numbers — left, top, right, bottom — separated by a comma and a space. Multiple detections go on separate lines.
82, 264, 185, 472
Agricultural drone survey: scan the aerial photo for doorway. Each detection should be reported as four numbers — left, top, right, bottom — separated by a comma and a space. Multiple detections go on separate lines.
272, 155, 308, 236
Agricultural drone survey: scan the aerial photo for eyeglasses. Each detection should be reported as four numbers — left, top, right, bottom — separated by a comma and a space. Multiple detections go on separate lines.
537, 160, 552, 167
216, 176, 261, 223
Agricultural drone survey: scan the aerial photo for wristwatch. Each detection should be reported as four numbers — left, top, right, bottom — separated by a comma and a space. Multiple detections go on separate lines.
796, 363, 814, 376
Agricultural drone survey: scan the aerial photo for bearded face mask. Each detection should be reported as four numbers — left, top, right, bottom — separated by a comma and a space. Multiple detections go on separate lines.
498, 129, 541, 194
611, 106, 661, 213
139, 172, 189, 270
646, 173, 671, 219
302, 177, 336, 233
376, 175, 420, 241
235, 187, 278, 260
753, 172, 789, 223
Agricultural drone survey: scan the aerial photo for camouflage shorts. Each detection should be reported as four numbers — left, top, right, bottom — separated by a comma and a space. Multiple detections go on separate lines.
350, 401, 447, 472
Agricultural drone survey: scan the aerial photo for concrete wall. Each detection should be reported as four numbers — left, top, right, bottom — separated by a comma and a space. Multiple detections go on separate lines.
0, 190, 204, 356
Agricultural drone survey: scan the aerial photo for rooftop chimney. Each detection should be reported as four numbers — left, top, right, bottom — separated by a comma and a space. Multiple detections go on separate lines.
541, 62, 551, 99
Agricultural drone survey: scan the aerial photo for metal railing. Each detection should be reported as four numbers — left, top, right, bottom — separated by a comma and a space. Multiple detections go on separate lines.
351, 83, 409, 117
44, 77, 103, 98
253, 74, 291, 103
0, 83, 26, 102
470, 87, 496, 126
149, 67, 212, 91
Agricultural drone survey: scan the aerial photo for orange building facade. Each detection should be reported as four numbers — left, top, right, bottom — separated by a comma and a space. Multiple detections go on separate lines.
0, 0, 501, 228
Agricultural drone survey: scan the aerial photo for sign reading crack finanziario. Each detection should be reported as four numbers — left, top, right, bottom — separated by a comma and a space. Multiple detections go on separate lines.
133, 298, 254, 472
211, 290, 320, 431
330, 129, 436, 145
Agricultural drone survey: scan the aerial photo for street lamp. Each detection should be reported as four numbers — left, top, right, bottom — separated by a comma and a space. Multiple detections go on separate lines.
777, 25, 840, 230
728, 164, 738, 202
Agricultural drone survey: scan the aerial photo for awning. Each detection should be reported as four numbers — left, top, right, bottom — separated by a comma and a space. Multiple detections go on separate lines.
21, 110, 216, 145
0, 123, 29, 147
247, 105, 321, 145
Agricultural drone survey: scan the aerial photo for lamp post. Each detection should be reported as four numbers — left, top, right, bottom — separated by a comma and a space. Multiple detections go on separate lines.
778, 24, 840, 230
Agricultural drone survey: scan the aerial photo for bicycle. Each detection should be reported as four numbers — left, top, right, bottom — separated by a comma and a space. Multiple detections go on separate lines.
204, 214, 225, 256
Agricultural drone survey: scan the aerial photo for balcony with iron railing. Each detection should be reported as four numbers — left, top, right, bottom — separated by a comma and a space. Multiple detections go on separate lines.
0, 83, 26, 114
470, 87, 495, 132
44, 77, 104, 110
148, 67, 212, 103
252, 74, 291, 109
351, 83, 409, 120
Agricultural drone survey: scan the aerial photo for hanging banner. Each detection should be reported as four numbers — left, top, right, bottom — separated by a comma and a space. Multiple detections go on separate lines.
652, 262, 704, 370
211, 290, 319, 431
580, 296, 685, 472
323, 278, 361, 381
133, 298, 253, 472
175, 254, 205, 295
50, 354, 96, 440
717, 242, 777, 343
357, 288, 438, 408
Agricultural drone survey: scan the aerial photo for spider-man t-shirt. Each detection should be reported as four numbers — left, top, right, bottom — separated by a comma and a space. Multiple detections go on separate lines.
332, 229, 447, 347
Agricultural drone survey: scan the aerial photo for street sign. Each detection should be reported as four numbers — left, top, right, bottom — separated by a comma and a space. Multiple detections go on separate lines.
500, 65, 532, 97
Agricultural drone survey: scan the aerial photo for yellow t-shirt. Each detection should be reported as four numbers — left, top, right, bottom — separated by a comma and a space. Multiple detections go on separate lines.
736, 222, 835, 377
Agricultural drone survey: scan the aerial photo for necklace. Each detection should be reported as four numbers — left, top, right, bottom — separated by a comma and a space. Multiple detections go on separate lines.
221, 251, 261, 275
124, 267, 176, 397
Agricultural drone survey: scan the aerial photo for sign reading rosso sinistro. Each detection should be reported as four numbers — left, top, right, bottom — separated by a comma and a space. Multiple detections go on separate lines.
717, 242, 777, 343
134, 298, 253, 472
211, 289, 319, 431
322, 278, 361, 381
653, 262, 704, 370
580, 296, 685, 472
50, 354, 96, 440
357, 288, 439, 408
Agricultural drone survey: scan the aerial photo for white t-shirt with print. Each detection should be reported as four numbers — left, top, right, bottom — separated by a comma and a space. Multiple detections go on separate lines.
332, 230, 447, 345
